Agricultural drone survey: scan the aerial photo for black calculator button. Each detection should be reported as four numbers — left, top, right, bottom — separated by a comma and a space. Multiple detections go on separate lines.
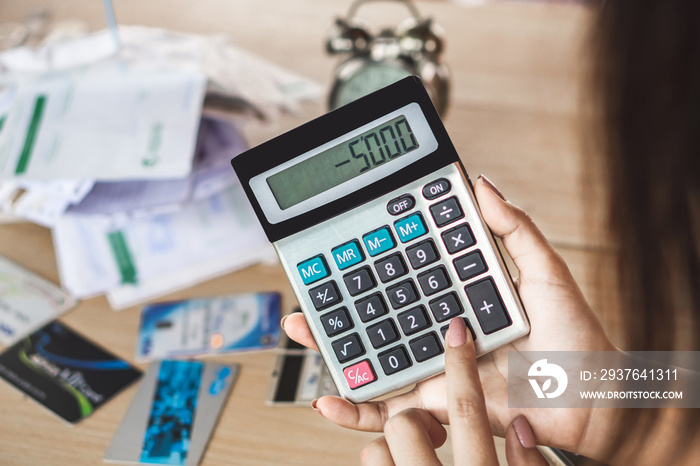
422, 178, 451, 200
440, 318, 477, 342
397, 306, 431, 336
378, 345, 412, 375
374, 253, 408, 283
386, 279, 419, 309
409, 332, 444, 362
441, 223, 475, 254
309, 281, 342, 311
465, 278, 512, 334
430, 196, 464, 227
417, 266, 452, 296
387, 194, 415, 216
428, 292, 465, 323
320, 307, 353, 337
366, 319, 400, 349
405, 239, 439, 270
343, 266, 376, 296
332, 333, 365, 363
355, 293, 389, 323
453, 250, 488, 281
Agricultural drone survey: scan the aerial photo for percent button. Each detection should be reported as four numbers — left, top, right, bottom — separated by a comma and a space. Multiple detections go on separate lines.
320, 307, 353, 337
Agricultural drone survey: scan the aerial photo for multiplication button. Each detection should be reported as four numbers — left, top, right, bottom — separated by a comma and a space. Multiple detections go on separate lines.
441, 223, 475, 254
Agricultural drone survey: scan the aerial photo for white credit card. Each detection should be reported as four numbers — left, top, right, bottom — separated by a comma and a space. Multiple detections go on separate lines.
0, 255, 76, 346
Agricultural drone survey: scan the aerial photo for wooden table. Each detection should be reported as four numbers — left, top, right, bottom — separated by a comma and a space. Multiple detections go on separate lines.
0, 1, 599, 464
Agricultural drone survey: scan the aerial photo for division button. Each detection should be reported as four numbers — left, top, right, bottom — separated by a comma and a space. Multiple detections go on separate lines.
308, 280, 342, 311
378, 346, 412, 375
343, 360, 376, 389
430, 197, 464, 227
332, 333, 365, 363
465, 278, 512, 334
409, 332, 444, 362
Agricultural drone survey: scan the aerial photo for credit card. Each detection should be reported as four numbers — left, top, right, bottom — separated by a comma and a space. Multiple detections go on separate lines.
0, 255, 76, 346
135, 293, 281, 361
105, 360, 239, 466
0, 321, 141, 423
267, 333, 339, 406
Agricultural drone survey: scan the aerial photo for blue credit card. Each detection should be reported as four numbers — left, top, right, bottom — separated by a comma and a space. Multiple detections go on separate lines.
135, 293, 281, 360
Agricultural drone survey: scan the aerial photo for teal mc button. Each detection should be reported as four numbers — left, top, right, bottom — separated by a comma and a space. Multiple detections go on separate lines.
297, 255, 329, 285
362, 227, 396, 257
332, 240, 364, 270
394, 213, 427, 243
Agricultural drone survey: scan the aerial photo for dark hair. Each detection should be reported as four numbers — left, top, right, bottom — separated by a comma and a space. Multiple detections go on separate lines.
587, 1, 700, 462
590, 0, 700, 352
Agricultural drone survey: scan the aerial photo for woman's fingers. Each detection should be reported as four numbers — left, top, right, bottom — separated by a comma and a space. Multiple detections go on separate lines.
280, 312, 318, 351
361, 409, 446, 466
474, 175, 574, 287
505, 416, 549, 466
445, 317, 499, 466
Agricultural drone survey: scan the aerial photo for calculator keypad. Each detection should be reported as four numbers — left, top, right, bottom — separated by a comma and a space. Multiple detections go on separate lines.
285, 165, 526, 401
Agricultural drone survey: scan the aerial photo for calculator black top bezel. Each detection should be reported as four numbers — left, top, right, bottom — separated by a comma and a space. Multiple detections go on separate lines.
231, 76, 464, 243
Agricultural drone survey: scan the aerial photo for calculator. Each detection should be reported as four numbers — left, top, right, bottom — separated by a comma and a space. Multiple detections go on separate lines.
232, 77, 530, 403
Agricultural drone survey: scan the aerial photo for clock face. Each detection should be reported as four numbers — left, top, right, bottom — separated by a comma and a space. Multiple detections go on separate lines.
333, 62, 414, 108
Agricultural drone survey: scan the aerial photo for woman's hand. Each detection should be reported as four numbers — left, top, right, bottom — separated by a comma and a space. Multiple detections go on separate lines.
360, 318, 548, 465
283, 175, 617, 459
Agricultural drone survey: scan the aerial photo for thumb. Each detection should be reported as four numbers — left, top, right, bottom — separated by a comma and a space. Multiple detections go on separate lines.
474, 175, 575, 287
505, 416, 549, 466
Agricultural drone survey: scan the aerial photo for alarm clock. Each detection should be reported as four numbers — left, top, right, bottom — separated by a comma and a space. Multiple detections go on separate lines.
326, 0, 450, 116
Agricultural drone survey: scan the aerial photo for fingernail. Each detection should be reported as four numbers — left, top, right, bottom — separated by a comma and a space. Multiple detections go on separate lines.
479, 174, 506, 201
280, 314, 289, 330
512, 415, 537, 448
311, 399, 322, 415
448, 317, 466, 347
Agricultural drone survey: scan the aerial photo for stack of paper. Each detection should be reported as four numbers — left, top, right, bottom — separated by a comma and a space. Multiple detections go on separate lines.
0, 26, 322, 308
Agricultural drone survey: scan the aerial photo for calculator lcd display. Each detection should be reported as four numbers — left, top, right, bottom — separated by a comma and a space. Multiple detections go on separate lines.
266, 115, 420, 210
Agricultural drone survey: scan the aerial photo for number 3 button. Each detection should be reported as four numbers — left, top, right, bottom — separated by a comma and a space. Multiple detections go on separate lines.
428, 292, 464, 322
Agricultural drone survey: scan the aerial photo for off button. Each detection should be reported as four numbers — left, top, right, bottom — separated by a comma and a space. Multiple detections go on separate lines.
387, 195, 415, 216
